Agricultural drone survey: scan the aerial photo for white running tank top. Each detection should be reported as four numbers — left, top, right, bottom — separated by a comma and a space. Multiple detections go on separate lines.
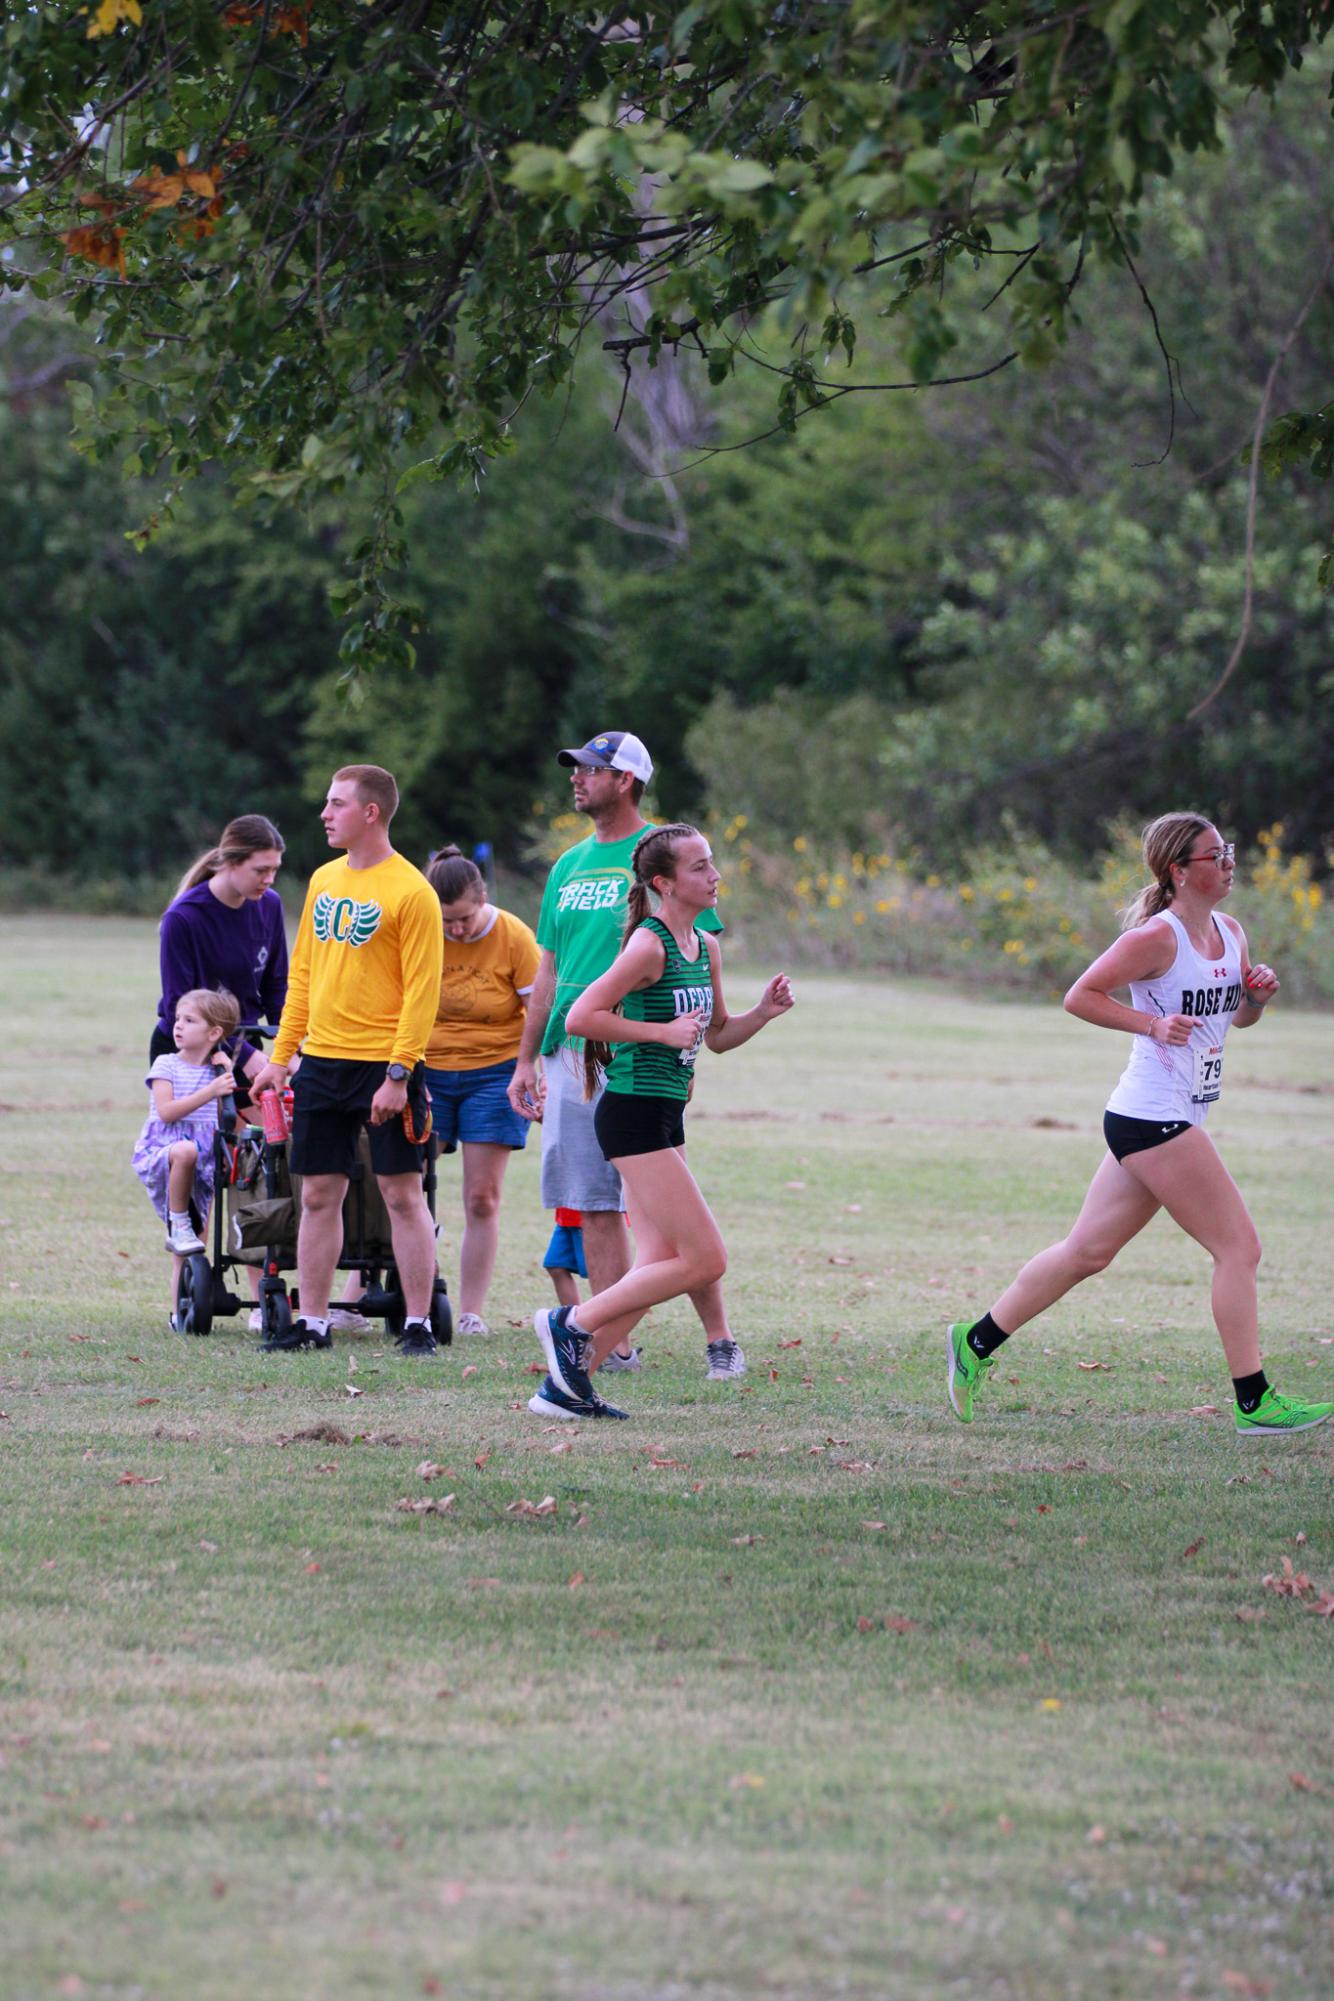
1105, 910, 1245, 1125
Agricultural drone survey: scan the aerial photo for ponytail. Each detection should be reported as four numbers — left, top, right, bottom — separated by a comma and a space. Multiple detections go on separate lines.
175, 814, 284, 899
1121, 811, 1213, 932
582, 823, 698, 1097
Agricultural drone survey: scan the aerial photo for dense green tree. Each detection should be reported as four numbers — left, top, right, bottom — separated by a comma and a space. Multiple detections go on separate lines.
3, 1, 1329, 665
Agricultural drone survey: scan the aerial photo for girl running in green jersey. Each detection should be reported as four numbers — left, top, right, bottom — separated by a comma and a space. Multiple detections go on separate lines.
529, 823, 794, 1419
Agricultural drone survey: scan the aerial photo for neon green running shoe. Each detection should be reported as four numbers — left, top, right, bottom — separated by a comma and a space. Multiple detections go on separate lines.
947, 1321, 993, 1424
1234, 1388, 1334, 1436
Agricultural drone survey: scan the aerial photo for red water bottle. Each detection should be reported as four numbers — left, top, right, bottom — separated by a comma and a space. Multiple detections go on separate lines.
259, 1089, 289, 1144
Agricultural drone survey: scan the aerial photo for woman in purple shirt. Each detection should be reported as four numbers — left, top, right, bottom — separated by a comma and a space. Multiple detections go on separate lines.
152, 814, 289, 1069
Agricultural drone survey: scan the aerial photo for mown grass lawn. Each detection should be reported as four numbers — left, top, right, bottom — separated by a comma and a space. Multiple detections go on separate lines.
2, 916, 1330, 2001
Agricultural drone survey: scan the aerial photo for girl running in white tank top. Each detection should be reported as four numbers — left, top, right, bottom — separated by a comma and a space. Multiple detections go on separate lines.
946, 812, 1330, 1439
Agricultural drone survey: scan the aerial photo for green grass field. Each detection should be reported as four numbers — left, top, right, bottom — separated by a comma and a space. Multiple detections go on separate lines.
2, 917, 1330, 2001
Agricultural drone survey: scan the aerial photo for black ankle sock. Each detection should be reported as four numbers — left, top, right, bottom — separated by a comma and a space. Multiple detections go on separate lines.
1232, 1369, 1268, 1414
967, 1312, 1011, 1360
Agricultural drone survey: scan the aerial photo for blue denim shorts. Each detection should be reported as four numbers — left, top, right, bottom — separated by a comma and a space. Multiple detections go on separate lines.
424, 1059, 529, 1150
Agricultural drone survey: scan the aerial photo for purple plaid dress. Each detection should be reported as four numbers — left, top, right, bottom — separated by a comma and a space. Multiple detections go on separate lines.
132, 1054, 222, 1225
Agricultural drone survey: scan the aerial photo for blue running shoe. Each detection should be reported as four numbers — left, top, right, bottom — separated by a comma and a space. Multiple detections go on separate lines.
527, 1376, 628, 1422
533, 1305, 594, 1402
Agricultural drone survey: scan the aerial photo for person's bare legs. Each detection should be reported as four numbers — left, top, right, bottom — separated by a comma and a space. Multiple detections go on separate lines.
580, 1208, 639, 1360
573, 1150, 727, 1369
549, 1266, 582, 1309
377, 1171, 439, 1319
990, 1151, 1160, 1334
1117, 1128, 1263, 1376
458, 1142, 510, 1319
295, 1173, 349, 1321
166, 1139, 198, 1212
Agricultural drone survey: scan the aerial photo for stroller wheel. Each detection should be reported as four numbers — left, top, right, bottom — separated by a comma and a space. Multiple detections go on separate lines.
430, 1278, 453, 1348
176, 1253, 213, 1337
260, 1285, 293, 1346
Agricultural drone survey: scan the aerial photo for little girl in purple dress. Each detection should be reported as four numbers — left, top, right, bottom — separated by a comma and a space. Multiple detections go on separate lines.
133, 989, 241, 1303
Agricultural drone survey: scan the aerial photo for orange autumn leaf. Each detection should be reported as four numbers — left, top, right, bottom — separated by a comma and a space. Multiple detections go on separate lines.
270, 4, 310, 44
61, 224, 126, 276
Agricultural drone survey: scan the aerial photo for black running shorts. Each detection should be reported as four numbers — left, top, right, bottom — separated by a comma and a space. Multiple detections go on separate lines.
594, 1089, 687, 1160
289, 1055, 426, 1178
1103, 1110, 1193, 1162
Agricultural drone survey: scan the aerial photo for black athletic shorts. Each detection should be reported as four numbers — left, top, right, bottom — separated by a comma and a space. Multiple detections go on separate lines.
289, 1055, 426, 1178
594, 1089, 687, 1160
1103, 1110, 1193, 1162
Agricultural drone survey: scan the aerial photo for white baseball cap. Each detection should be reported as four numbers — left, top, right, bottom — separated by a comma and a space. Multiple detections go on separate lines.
556, 731, 654, 784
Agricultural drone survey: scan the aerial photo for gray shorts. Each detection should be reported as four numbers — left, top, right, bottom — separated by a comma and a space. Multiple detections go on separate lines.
539, 1047, 625, 1212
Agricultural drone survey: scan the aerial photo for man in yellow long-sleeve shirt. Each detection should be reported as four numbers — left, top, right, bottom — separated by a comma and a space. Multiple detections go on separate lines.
250, 765, 445, 1354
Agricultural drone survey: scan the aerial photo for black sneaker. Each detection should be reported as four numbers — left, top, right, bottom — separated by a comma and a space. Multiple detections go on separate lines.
261, 1317, 333, 1353
398, 1320, 438, 1358
533, 1306, 594, 1402
527, 1376, 628, 1421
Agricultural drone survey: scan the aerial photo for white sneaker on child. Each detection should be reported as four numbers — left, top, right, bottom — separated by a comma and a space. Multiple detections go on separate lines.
166, 1219, 205, 1255
328, 1305, 372, 1334
456, 1312, 490, 1337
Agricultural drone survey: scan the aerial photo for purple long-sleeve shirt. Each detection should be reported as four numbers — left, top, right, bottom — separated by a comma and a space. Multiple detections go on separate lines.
156, 883, 289, 1041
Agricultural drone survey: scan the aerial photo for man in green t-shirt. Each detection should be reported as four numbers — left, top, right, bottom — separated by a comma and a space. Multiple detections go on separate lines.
508, 731, 744, 1381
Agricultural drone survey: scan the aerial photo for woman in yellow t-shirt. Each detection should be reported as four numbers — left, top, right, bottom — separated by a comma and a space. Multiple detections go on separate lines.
423, 846, 541, 1336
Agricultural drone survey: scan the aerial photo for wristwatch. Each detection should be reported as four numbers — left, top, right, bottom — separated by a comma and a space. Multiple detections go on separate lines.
386, 1062, 409, 1083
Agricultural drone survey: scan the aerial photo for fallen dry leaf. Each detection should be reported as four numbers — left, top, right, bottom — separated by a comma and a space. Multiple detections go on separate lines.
1262, 1557, 1315, 1599
344, 1384, 364, 1398
861, 1520, 888, 1532
836, 1459, 873, 1473
731, 1448, 757, 1460
549, 1440, 575, 1454
567, 1571, 585, 1589
396, 1496, 456, 1515
133, 1397, 161, 1407
1181, 1537, 1205, 1560
1087, 1824, 1106, 1844
474, 1452, 491, 1470
1289, 1771, 1320, 1793
779, 1338, 802, 1348
1076, 1360, 1111, 1372
461, 1364, 478, 1379
1234, 1605, 1266, 1623
730, 1534, 763, 1546
416, 1461, 446, 1481
883, 1615, 917, 1634
303, 1563, 321, 1574
1188, 1404, 1221, 1416
116, 1472, 163, 1486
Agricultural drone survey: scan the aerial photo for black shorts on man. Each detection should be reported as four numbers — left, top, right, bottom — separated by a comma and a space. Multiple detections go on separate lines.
289, 1054, 426, 1178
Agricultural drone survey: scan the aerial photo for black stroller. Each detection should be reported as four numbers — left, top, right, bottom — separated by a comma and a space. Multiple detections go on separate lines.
173, 1037, 453, 1348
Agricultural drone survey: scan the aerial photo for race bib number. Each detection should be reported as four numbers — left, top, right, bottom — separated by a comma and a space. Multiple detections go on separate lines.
1191, 1045, 1224, 1104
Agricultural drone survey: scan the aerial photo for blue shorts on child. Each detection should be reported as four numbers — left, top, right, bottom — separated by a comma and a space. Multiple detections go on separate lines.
543, 1214, 587, 1278
424, 1058, 530, 1150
